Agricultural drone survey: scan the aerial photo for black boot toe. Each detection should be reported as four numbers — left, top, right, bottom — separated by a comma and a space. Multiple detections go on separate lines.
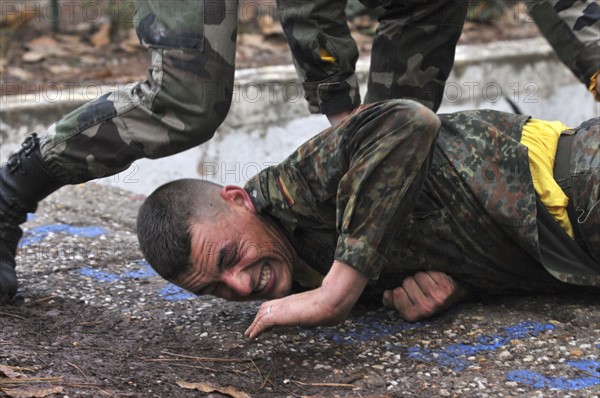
0, 258, 18, 304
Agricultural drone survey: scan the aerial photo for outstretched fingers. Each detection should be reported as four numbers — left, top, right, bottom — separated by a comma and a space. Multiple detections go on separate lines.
245, 301, 277, 340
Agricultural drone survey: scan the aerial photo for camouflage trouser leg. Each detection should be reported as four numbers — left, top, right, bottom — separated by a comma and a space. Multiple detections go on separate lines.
363, 0, 469, 112
569, 117, 600, 263
40, 0, 238, 184
526, 0, 600, 87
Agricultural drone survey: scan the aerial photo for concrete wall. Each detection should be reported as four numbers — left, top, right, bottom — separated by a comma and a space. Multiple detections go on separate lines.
1, 38, 598, 194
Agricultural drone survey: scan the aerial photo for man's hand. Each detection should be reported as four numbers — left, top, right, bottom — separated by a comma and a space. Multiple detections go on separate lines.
244, 287, 343, 340
382, 271, 470, 322
245, 260, 368, 339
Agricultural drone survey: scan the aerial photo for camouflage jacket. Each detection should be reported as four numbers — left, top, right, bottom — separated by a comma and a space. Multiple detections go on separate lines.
244, 100, 600, 295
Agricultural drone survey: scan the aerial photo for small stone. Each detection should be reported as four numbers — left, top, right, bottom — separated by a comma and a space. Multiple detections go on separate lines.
570, 350, 584, 357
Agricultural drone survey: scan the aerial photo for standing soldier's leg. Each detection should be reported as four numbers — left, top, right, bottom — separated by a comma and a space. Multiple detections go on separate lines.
363, 0, 469, 111
0, 0, 239, 302
526, 0, 600, 97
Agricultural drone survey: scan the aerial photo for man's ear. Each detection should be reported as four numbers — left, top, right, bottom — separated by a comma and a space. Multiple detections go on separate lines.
221, 186, 257, 214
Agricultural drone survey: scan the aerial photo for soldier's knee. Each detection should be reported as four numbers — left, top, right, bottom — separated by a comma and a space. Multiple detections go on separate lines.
414, 103, 441, 135
387, 99, 441, 139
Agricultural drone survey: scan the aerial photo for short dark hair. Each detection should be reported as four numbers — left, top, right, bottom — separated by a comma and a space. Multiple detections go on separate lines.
136, 179, 226, 281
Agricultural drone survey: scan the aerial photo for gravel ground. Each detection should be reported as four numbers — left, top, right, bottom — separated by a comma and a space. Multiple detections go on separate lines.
1, 184, 599, 398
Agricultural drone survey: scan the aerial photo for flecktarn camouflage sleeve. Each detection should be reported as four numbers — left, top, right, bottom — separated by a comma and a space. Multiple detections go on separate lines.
276, 100, 441, 279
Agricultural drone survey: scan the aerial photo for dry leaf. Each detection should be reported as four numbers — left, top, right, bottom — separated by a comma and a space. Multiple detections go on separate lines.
55, 34, 80, 44
176, 380, 250, 398
0, 365, 25, 379
120, 28, 142, 53
79, 55, 99, 65
7, 67, 33, 80
45, 64, 74, 75
258, 15, 283, 37
238, 34, 269, 50
0, 5, 37, 29
26, 36, 62, 53
23, 36, 67, 62
22, 51, 45, 63
1, 386, 64, 398
91, 22, 112, 48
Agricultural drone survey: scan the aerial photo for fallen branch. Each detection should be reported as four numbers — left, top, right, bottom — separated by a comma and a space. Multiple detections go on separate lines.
0, 377, 63, 385
0, 311, 26, 320
145, 362, 219, 373
34, 296, 58, 303
160, 351, 252, 363
66, 362, 89, 382
291, 380, 355, 388
260, 371, 271, 390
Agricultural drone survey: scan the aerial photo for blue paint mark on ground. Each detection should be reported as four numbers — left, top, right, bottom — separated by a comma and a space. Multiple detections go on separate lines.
158, 284, 196, 301
507, 360, 600, 390
76, 262, 193, 301
407, 321, 553, 371
79, 267, 121, 283
123, 261, 158, 278
20, 224, 109, 246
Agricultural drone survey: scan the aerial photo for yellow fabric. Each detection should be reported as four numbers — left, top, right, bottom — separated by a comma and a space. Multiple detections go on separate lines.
589, 70, 600, 101
521, 119, 574, 238
319, 48, 337, 65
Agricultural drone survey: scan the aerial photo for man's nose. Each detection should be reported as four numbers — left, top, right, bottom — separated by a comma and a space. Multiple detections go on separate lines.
221, 269, 253, 296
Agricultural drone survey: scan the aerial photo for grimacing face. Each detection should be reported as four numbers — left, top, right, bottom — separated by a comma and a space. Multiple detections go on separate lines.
174, 186, 300, 301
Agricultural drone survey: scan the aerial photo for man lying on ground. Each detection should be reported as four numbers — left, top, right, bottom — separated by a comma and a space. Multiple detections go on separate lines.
136, 100, 600, 339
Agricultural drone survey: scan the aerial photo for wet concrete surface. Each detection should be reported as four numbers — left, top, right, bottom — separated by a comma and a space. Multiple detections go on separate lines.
1, 184, 599, 397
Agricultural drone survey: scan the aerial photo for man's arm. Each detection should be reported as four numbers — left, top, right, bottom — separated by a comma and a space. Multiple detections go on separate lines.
245, 260, 368, 339
526, 0, 600, 99
277, 0, 361, 116
246, 100, 442, 337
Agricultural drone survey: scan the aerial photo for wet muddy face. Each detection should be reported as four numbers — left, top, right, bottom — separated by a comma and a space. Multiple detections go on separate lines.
177, 210, 297, 301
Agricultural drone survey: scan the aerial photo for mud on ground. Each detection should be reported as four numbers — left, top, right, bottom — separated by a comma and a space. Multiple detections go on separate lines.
1, 184, 599, 398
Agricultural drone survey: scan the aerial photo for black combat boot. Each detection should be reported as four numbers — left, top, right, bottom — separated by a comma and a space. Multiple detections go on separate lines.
0, 133, 63, 303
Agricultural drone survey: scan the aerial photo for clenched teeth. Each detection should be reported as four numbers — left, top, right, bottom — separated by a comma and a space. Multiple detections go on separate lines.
256, 264, 271, 292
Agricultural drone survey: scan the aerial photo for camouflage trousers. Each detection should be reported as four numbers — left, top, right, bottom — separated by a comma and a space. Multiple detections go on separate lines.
40, 0, 239, 183
278, 0, 469, 114
470, 0, 599, 88
362, 0, 469, 111
526, 0, 600, 87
